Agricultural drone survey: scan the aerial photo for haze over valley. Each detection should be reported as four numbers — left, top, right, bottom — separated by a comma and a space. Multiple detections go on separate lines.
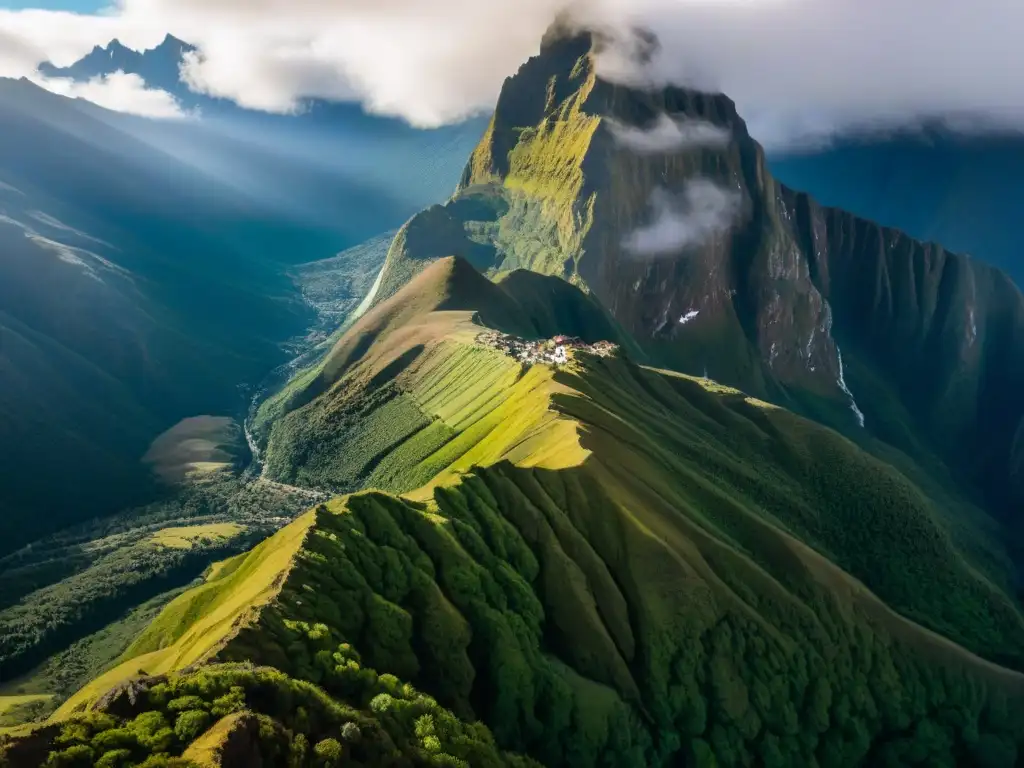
1, 3, 1023, 767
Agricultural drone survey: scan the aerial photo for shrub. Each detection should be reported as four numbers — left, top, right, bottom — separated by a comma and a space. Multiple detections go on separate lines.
314, 737, 343, 766
173, 710, 211, 743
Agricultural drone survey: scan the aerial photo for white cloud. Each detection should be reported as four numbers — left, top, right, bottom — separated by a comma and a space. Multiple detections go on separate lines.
132, 0, 576, 126
623, 181, 743, 257
596, 0, 1024, 149
29, 71, 189, 119
0, 29, 46, 77
0, 0, 1023, 144
607, 113, 731, 154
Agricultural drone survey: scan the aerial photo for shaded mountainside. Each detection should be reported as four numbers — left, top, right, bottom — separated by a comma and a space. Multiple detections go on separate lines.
9, 24, 1024, 768
369, 31, 1024, 531
12, 256, 1024, 767
768, 131, 1024, 286
39, 35, 490, 236
0, 78, 322, 551
1, 50, 483, 552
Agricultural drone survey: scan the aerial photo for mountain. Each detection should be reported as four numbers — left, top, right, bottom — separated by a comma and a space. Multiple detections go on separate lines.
0, 76, 350, 554
6, 23, 1024, 767
0, 37, 486, 552
38, 35, 196, 100
352, 29, 1024, 536
11, 253, 1024, 767
768, 129, 1024, 286
35, 36, 489, 245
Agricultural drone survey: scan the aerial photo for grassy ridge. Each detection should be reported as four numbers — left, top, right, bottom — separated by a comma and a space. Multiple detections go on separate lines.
20, 259, 1023, 767
8, 252, 1022, 768
221, 340, 1024, 766
54, 515, 315, 719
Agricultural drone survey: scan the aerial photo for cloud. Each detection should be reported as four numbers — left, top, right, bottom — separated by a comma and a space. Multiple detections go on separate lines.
0, 28, 47, 77
623, 180, 743, 257
595, 0, 1024, 149
132, 0, 576, 126
607, 113, 731, 154
29, 71, 189, 119
0, 0, 1024, 144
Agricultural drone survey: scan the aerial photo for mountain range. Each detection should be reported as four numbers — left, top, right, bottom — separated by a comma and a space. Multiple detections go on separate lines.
0, 43, 483, 553
2, 22, 1024, 768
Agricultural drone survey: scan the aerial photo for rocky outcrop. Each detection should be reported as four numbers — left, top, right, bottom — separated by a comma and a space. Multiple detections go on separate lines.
372, 27, 1024, 518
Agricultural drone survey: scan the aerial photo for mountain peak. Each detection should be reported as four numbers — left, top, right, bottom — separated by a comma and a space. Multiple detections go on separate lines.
152, 33, 194, 54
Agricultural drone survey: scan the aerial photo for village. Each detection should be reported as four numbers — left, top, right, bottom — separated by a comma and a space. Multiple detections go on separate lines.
475, 330, 618, 367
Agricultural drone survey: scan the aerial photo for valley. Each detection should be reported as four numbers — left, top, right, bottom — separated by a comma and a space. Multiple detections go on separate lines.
1, 17, 1024, 768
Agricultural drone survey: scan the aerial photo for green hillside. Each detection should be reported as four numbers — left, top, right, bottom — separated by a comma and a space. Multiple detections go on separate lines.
9, 255, 1024, 767
7, 22, 1024, 768
365, 29, 1024, 535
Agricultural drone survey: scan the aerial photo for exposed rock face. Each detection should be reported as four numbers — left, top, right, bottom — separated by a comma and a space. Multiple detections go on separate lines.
376, 28, 1024, 518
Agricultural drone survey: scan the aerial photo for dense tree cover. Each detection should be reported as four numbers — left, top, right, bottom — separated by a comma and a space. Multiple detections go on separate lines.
215, 481, 1024, 768
0, 660, 536, 768
215, 260, 1024, 767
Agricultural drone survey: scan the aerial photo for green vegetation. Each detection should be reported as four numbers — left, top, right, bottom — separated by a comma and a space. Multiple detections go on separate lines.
150, 525, 245, 551
1, 589, 185, 717
8, 25, 1024, 768
2, 662, 534, 768
53, 512, 315, 718
13, 257, 1023, 767
0, 696, 54, 734
0, 476, 320, 698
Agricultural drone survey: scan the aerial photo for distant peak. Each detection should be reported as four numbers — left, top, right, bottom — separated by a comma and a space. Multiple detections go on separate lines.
154, 33, 194, 53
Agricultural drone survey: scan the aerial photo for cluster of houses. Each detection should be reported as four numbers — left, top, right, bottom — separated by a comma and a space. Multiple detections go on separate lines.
476, 331, 618, 367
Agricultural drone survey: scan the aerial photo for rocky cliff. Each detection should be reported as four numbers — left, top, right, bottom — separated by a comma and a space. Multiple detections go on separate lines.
373, 28, 1024, 523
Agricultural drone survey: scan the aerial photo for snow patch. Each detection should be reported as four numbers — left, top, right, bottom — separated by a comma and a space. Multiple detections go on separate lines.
679, 310, 700, 325
804, 327, 816, 362
835, 346, 866, 428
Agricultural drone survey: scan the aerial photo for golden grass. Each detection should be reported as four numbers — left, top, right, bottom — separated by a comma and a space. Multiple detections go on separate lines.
53, 514, 314, 720
181, 711, 251, 768
0, 694, 52, 717
150, 523, 245, 550
0, 694, 54, 735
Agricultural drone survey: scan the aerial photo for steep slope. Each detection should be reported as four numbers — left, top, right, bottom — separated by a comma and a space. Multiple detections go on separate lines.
254, 253, 636, 488
0, 78, 316, 551
367, 29, 1024, 532
769, 130, 1024, 285
17, 257, 1024, 768
38, 36, 490, 237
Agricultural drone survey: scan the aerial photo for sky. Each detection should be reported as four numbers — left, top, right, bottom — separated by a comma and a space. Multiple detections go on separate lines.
0, 1, 104, 9
0, 0, 1022, 148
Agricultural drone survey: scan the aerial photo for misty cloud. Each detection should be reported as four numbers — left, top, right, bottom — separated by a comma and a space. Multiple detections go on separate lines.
607, 113, 731, 154
623, 180, 742, 258
2, 0, 1024, 144
30, 71, 190, 119
0, 28, 46, 77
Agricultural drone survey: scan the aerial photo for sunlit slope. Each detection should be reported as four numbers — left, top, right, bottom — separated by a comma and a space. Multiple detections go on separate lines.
260, 256, 634, 492
54, 513, 314, 719
43, 254, 1024, 767
369, 28, 1024, 526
